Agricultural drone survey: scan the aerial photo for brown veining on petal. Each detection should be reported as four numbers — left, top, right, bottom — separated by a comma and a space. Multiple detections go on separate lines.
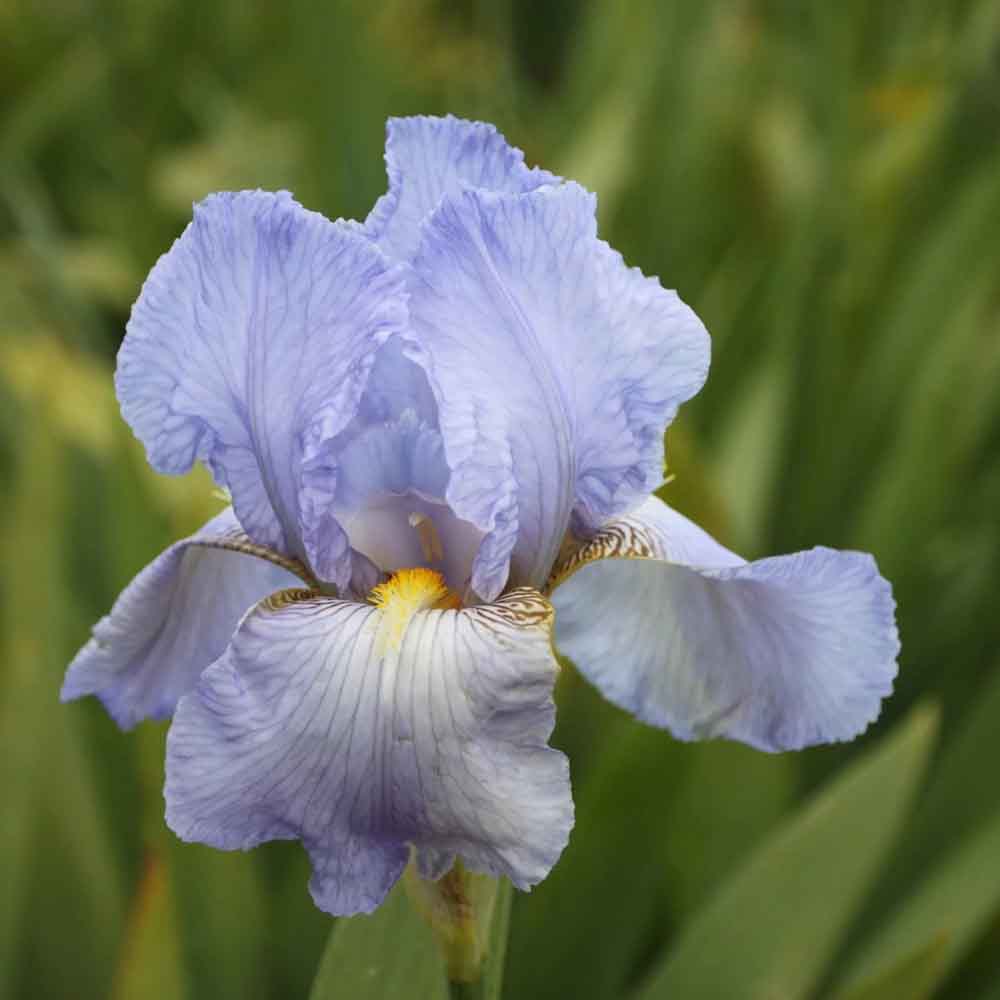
198, 528, 318, 587
544, 517, 662, 593
259, 587, 322, 612
466, 587, 554, 630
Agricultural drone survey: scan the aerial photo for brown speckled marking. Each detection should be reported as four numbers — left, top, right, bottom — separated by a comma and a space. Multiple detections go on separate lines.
466, 587, 553, 630
259, 587, 322, 612
200, 529, 318, 587
544, 517, 662, 593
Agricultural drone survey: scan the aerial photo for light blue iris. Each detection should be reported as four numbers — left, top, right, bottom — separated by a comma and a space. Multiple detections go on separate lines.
61, 115, 899, 916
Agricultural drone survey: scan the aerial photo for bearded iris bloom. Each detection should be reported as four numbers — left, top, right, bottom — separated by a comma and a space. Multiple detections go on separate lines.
62, 115, 899, 916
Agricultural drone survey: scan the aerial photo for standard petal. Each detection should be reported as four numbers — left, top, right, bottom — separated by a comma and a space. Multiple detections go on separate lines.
61, 508, 301, 729
165, 588, 572, 916
550, 497, 899, 752
322, 335, 484, 596
365, 114, 559, 261
116, 189, 407, 587
407, 183, 710, 600
328, 336, 449, 510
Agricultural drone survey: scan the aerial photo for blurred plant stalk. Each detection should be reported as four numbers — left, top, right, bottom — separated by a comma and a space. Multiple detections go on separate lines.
404, 860, 499, 997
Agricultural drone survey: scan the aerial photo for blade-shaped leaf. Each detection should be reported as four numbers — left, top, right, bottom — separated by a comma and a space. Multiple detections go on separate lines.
659, 737, 796, 920
309, 873, 514, 1000
840, 659, 1000, 978
632, 705, 939, 1000
483, 880, 513, 1000
505, 723, 684, 1000
830, 803, 1000, 998
883, 659, 1000, 898
308, 883, 447, 1000
112, 856, 187, 1000
835, 933, 950, 1000
0, 395, 127, 1000
168, 841, 271, 1000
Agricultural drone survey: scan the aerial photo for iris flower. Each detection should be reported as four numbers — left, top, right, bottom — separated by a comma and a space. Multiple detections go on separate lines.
62, 116, 899, 916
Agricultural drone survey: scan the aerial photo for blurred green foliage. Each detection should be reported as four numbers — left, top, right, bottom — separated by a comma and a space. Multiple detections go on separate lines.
2, 0, 1000, 997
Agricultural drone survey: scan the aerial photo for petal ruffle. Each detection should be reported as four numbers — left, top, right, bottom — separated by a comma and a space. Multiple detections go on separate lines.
117, 190, 407, 587
61, 508, 301, 729
365, 115, 559, 261
407, 184, 710, 600
550, 497, 899, 752
165, 588, 572, 915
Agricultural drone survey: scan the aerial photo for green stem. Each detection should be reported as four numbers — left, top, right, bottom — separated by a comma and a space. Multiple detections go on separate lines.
404, 861, 498, 983
448, 978, 485, 1000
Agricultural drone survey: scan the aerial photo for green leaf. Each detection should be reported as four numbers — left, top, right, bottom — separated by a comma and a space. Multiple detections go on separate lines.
309, 874, 514, 1000
977, 984, 1000, 1000
659, 738, 796, 920
112, 856, 188, 1000
168, 842, 271, 1000
308, 883, 448, 1000
0, 398, 126, 1000
632, 705, 939, 1000
830, 803, 1000, 998
896, 660, 1000, 887
845, 659, 1000, 967
507, 704, 792, 1000
482, 880, 513, 1000
835, 934, 950, 1000
505, 723, 685, 1000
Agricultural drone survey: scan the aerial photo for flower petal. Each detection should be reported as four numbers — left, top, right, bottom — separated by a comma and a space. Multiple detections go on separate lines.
550, 497, 899, 752
165, 588, 572, 915
329, 336, 449, 511
117, 189, 407, 587
61, 508, 301, 729
322, 335, 484, 595
407, 183, 710, 600
365, 115, 558, 261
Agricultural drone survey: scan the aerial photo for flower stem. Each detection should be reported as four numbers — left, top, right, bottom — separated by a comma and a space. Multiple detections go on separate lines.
448, 978, 486, 1000
404, 860, 498, 987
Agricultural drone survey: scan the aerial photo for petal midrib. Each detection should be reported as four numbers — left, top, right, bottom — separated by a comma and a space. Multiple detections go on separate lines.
461, 196, 577, 587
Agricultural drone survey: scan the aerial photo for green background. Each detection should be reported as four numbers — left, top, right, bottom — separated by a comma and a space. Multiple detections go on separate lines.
3, 0, 1000, 997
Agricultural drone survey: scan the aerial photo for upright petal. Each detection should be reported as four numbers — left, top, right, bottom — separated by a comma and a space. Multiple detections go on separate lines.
327, 336, 449, 511
365, 115, 559, 261
550, 497, 899, 752
321, 335, 485, 596
116, 190, 407, 587
407, 184, 710, 600
165, 588, 572, 915
61, 509, 301, 729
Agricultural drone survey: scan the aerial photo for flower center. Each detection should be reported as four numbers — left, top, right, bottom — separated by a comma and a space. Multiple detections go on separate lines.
342, 496, 484, 600
368, 567, 461, 653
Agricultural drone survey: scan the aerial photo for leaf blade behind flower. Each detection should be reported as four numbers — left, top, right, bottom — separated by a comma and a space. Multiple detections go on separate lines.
631, 704, 939, 1000
308, 883, 448, 1000
483, 879, 514, 1000
834, 933, 951, 1000
829, 802, 1000, 999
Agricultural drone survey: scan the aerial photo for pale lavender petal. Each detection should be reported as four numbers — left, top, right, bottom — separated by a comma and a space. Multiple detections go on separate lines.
328, 337, 449, 511
550, 496, 899, 752
116, 189, 407, 588
407, 184, 709, 600
61, 509, 299, 729
365, 114, 559, 261
322, 335, 483, 594
338, 494, 485, 600
165, 588, 572, 915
